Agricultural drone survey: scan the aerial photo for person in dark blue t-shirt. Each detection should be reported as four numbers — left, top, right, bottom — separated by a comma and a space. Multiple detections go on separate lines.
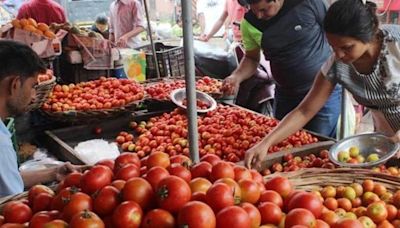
91, 14, 110, 39
223, 0, 341, 138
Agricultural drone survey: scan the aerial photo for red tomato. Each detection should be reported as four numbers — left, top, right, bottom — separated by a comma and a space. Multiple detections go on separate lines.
337, 198, 352, 212
3, 201, 32, 224
62, 172, 83, 189
114, 152, 141, 171
189, 177, 212, 194
332, 218, 363, 228
156, 176, 191, 213
259, 190, 283, 208
238, 179, 261, 204
200, 154, 221, 166
95, 159, 115, 170
210, 161, 235, 182
285, 208, 316, 228
51, 187, 78, 211
167, 163, 192, 183
122, 177, 154, 210
170, 155, 192, 166
93, 185, 120, 216
288, 192, 323, 218
241, 202, 261, 228
115, 164, 140, 181
386, 204, 398, 221
111, 180, 126, 191
69, 210, 104, 228
177, 201, 216, 228
250, 169, 264, 184
144, 166, 170, 190
258, 202, 282, 225
320, 211, 339, 226
29, 212, 54, 228
43, 219, 68, 228
316, 219, 330, 228
234, 166, 252, 181
216, 206, 251, 228
265, 176, 293, 199
112, 201, 143, 228
147, 152, 170, 169
80, 165, 113, 194
190, 161, 212, 179
142, 209, 175, 228
367, 202, 388, 224
31, 192, 53, 213
61, 192, 93, 222
324, 197, 338, 211
28, 185, 54, 205
205, 183, 235, 213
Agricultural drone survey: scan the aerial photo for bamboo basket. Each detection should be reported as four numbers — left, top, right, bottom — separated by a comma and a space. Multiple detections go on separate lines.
28, 76, 56, 110
42, 100, 143, 122
264, 168, 400, 192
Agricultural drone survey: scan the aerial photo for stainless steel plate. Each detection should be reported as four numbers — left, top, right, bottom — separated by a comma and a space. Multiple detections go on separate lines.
329, 133, 399, 168
170, 88, 217, 113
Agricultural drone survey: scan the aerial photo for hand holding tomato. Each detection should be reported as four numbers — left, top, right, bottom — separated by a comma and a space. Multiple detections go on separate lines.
222, 75, 241, 96
245, 139, 270, 169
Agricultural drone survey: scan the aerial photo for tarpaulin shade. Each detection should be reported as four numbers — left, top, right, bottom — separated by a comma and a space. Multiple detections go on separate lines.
381, 0, 400, 11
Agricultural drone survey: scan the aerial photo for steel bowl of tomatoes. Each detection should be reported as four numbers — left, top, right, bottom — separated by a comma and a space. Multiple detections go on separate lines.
170, 88, 217, 113
329, 133, 399, 168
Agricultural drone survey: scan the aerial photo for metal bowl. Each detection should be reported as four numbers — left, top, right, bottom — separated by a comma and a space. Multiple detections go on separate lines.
329, 133, 400, 168
170, 88, 217, 113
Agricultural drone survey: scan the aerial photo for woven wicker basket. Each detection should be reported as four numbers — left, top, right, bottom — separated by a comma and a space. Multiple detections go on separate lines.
264, 168, 400, 192
42, 100, 142, 122
28, 76, 56, 110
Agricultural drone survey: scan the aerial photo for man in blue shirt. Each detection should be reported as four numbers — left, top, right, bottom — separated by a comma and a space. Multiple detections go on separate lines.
0, 40, 80, 197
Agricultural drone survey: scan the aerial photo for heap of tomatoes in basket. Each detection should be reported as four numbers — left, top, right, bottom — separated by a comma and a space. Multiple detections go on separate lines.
3, 151, 400, 227
42, 77, 144, 112
37, 69, 54, 83
115, 105, 318, 162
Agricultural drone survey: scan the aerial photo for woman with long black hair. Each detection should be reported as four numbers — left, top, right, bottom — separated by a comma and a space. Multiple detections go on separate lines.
245, 0, 400, 169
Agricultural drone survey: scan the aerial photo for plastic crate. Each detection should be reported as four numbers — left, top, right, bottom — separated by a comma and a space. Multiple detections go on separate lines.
141, 42, 185, 79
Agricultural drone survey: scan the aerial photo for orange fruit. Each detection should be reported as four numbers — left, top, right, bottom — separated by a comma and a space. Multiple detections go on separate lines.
44, 30, 56, 39
33, 29, 43, 36
20, 18, 29, 27
23, 24, 36, 32
28, 18, 37, 27
37, 23, 49, 32
11, 19, 21, 29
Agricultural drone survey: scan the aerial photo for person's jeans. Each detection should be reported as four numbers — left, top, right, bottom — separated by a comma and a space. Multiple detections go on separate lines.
273, 86, 342, 138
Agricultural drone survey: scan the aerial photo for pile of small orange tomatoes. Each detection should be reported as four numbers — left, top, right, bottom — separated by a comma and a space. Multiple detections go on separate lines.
115, 105, 318, 162
42, 77, 144, 112
3, 152, 400, 228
